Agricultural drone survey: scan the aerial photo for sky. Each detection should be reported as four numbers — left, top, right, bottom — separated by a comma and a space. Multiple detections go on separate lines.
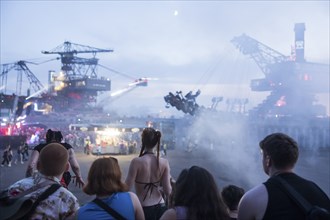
1, 0, 329, 117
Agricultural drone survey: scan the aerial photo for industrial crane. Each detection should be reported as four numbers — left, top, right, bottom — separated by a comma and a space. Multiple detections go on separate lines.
231, 34, 289, 78
42, 41, 113, 80
231, 23, 329, 118
0, 60, 46, 117
0, 60, 47, 134
0, 60, 44, 96
41, 41, 113, 111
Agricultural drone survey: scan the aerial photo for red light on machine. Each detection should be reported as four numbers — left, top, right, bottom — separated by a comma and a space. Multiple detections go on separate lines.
276, 96, 286, 107
303, 74, 310, 81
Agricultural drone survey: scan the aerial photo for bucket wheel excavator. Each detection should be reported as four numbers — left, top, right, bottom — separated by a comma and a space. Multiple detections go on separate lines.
231, 23, 329, 118
41, 41, 113, 111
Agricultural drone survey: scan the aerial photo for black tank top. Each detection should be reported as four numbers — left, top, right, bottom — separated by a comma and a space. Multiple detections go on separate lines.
263, 172, 330, 220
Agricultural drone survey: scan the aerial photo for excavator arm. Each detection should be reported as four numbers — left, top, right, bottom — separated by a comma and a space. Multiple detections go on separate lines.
231, 34, 289, 75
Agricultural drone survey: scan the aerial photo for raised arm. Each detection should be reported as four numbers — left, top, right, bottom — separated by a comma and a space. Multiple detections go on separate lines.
68, 148, 85, 188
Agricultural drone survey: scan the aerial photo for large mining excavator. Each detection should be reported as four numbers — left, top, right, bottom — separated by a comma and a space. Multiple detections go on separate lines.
231, 23, 329, 118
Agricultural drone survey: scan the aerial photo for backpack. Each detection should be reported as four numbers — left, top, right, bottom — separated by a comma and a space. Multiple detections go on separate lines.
0, 184, 61, 220
306, 206, 330, 220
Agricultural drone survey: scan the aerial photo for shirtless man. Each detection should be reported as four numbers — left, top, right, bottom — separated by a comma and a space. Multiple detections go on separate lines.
238, 133, 330, 220
125, 127, 172, 220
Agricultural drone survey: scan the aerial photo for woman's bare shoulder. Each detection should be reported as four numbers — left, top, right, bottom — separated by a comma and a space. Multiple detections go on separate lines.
131, 156, 144, 163
130, 156, 146, 168
159, 157, 170, 166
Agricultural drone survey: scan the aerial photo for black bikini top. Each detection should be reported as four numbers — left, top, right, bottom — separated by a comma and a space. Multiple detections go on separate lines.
135, 179, 161, 201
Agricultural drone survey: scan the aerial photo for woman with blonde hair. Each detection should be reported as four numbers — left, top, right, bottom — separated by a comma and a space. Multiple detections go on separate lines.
125, 127, 172, 220
78, 157, 144, 219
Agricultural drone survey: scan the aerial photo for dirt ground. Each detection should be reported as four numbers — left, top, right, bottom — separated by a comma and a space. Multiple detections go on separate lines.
0, 146, 329, 205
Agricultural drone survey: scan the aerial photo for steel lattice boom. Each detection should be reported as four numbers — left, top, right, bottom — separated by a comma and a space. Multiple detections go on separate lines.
42, 41, 113, 80
0, 61, 44, 95
231, 34, 289, 75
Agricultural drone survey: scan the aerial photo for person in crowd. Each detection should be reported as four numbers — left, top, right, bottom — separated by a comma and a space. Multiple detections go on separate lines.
26, 129, 85, 188
14, 142, 24, 164
1, 145, 13, 167
87, 143, 92, 155
161, 142, 167, 157
22, 142, 30, 161
125, 127, 172, 220
160, 165, 230, 220
96, 144, 102, 156
84, 143, 91, 155
221, 184, 245, 220
237, 132, 330, 220
4, 143, 79, 219
77, 157, 144, 220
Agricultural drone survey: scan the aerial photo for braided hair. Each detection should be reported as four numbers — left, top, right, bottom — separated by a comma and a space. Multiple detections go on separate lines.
54, 131, 63, 143
139, 127, 162, 161
45, 129, 63, 143
45, 129, 55, 143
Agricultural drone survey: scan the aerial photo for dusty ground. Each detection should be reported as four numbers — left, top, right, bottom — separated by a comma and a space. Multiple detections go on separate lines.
0, 147, 329, 205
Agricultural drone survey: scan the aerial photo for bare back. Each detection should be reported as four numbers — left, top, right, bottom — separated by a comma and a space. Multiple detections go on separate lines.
125, 154, 172, 206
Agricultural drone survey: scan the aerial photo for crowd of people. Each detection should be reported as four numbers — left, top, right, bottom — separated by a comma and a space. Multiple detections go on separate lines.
1, 142, 29, 167
0, 129, 329, 220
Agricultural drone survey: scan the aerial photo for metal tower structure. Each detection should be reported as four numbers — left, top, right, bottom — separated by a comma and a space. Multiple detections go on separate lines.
42, 41, 113, 80
231, 34, 290, 76
0, 60, 44, 96
231, 23, 329, 117
41, 41, 113, 111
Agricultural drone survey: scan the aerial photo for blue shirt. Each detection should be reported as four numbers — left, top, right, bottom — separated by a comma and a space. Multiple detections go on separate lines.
78, 192, 135, 220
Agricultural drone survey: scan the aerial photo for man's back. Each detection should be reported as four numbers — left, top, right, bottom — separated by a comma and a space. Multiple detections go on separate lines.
262, 173, 330, 220
238, 133, 330, 220
238, 173, 330, 220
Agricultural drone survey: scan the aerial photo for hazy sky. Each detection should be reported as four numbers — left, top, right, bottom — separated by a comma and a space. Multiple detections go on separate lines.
1, 1, 329, 117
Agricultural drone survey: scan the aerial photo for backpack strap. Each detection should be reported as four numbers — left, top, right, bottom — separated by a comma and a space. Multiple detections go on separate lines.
24, 184, 62, 218
272, 175, 313, 214
0, 181, 50, 201
93, 198, 126, 220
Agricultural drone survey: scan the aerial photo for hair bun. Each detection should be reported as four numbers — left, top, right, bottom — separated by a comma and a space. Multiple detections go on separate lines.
155, 130, 162, 139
